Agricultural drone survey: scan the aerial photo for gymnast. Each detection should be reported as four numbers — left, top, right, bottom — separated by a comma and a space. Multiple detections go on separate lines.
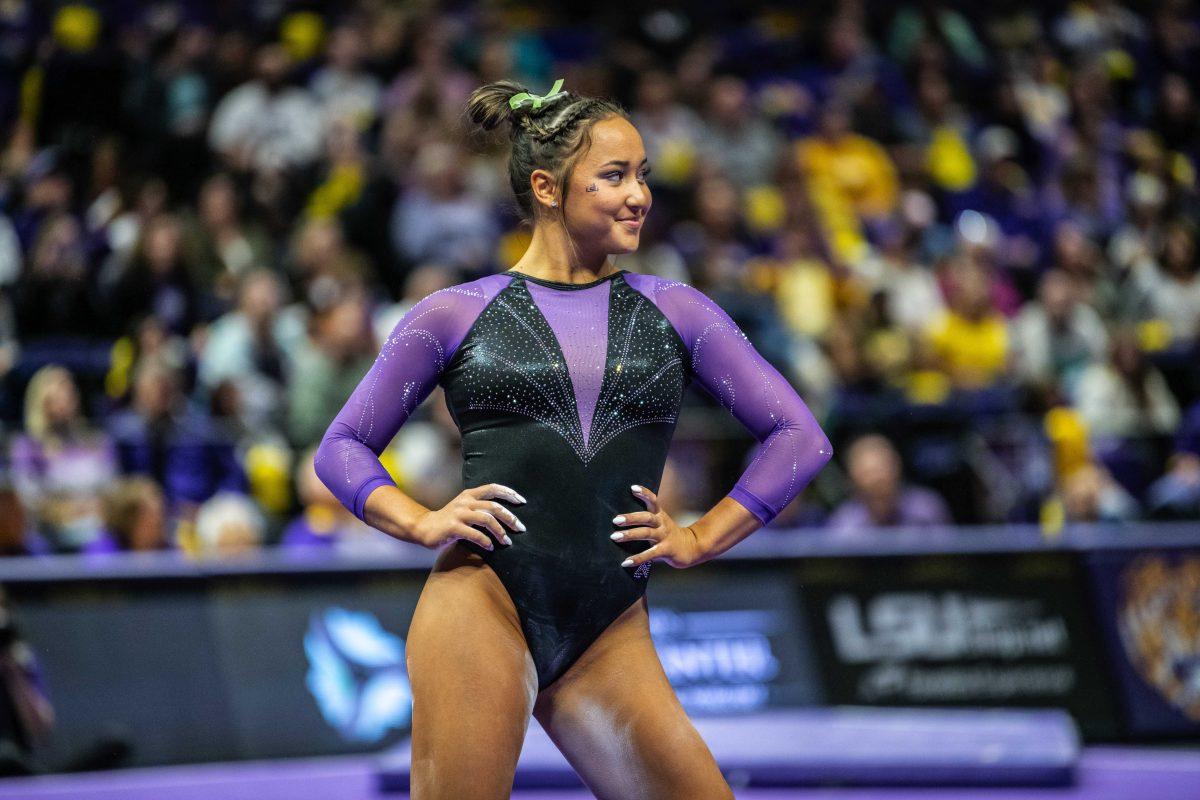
315, 78, 833, 800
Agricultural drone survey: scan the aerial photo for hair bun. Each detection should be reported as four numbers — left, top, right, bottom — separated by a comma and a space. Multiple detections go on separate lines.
466, 80, 531, 133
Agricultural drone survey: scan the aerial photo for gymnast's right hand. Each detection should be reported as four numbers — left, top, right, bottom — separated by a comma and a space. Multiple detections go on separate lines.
408, 483, 527, 551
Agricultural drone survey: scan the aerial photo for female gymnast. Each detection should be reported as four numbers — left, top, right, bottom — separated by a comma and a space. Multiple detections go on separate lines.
315, 78, 833, 800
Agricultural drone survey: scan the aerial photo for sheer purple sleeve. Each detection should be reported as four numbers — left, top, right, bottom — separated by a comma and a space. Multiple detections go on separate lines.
629, 275, 833, 526
314, 276, 509, 521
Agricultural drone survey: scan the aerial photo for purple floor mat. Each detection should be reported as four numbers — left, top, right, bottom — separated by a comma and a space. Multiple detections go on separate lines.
0, 747, 1198, 800
379, 708, 1080, 790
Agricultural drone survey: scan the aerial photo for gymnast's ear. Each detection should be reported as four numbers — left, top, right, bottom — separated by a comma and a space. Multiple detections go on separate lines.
529, 168, 560, 213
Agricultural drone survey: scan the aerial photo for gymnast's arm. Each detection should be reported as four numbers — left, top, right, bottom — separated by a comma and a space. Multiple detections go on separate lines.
658, 282, 833, 562
313, 288, 524, 550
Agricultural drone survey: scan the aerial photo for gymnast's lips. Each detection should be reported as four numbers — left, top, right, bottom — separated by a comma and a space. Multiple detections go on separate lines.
617, 217, 642, 231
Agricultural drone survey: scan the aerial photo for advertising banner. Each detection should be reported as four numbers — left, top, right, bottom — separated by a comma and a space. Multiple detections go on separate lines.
9, 571, 426, 768
648, 564, 824, 714
796, 552, 1121, 739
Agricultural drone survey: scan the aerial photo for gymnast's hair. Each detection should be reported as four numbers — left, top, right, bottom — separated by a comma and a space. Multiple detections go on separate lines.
465, 80, 627, 227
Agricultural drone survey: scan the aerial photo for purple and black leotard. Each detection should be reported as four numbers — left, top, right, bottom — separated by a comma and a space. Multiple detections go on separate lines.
315, 269, 832, 689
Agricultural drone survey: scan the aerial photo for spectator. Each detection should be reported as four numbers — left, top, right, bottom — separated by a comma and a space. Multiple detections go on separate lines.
9, 366, 117, 552
1108, 173, 1166, 277
389, 140, 499, 273
0, 482, 43, 557
1146, 401, 1200, 519
380, 17, 475, 130
98, 177, 169, 266
924, 257, 1010, 389
182, 173, 274, 306
12, 213, 99, 338
310, 24, 382, 130
629, 70, 705, 188
1059, 462, 1140, 523
672, 176, 758, 286
771, 224, 838, 340
1010, 269, 1108, 400
796, 104, 899, 223
827, 434, 952, 532
695, 75, 783, 189
207, 43, 322, 172
287, 217, 372, 292
0, 585, 55, 774
1073, 328, 1179, 500
287, 286, 376, 448
198, 269, 305, 434
1073, 328, 1180, 439
106, 359, 247, 513
1131, 221, 1200, 346
192, 492, 264, 559
854, 222, 944, 335
105, 214, 200, 337
94, 477, 169, 554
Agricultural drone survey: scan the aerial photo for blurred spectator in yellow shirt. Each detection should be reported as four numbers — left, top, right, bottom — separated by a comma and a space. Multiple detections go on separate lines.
771, 224, 837, 340
796, 105, 899, 221
924, 257, 1010, 389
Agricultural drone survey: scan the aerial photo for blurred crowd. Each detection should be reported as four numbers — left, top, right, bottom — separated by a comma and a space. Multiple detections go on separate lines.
0, 0, 1198, 561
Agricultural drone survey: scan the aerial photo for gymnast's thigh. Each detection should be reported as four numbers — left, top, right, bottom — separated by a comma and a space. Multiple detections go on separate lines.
406, 543, 538, 800
532, 596, 734, 800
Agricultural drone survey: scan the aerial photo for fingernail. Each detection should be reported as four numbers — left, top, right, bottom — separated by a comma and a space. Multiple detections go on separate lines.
612, 515, 625, 524
515, 493, 527, 504
516, 520, 526, 532
620, 558, 634, 568
610, 532, 624, 540
631, 485, 642, 493
502, 535, 512, 546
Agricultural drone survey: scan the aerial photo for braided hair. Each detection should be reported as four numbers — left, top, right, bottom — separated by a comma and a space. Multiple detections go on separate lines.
466, 80, 628, 225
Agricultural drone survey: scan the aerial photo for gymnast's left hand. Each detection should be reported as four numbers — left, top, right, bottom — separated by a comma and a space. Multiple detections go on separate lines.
610, 484, 705, 569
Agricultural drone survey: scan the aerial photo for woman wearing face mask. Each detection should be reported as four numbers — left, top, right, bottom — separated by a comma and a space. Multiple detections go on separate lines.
315, 79, 832, 799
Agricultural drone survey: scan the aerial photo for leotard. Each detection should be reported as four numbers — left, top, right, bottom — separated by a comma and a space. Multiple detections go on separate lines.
315, 269, 832, 689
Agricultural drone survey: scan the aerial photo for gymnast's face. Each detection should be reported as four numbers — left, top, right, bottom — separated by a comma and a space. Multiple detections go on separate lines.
562, 116, 652, 256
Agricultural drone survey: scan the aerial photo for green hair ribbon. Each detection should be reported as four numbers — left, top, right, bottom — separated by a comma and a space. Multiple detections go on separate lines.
508, 78, 568, 112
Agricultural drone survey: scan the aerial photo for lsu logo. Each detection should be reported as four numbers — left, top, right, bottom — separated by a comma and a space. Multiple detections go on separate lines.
304, 608, 412, 743
1119, 555, 1200, 720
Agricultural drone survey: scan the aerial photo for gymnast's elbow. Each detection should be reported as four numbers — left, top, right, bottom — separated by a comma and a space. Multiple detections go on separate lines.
813, 427, 834, 468
777, 415, 834, 471
312, 421, 355, 488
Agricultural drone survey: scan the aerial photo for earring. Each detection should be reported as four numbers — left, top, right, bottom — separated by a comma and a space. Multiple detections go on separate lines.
551, 200, 559, 208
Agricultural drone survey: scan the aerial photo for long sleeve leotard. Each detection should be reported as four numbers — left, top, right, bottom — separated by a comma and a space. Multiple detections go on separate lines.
315, 269, 832, 688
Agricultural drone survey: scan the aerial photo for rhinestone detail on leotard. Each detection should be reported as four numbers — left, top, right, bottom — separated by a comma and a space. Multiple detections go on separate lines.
458, 275, 687, 466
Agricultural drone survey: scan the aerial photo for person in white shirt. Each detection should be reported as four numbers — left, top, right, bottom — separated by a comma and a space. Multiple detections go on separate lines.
208, 43, 322, 172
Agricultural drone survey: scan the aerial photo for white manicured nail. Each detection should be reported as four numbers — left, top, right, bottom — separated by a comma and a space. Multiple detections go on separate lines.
631, 485, 642, 493
516, 520, 526, 531
613, 515, 625, 524
502, 535, 512, 546
620, 558, 634, 568
610, 532, 624, 540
